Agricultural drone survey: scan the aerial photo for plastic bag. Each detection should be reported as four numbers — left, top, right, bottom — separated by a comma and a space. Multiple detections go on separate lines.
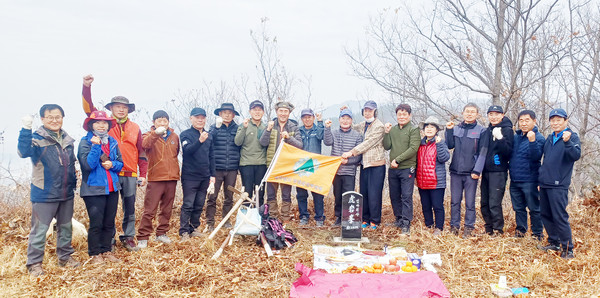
234, 205, 261, 236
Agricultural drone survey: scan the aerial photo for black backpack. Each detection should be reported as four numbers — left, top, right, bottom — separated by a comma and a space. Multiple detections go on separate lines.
256, 204, 298, 250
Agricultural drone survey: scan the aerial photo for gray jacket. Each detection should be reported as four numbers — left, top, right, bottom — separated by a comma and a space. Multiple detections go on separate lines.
324, 126, 363, 176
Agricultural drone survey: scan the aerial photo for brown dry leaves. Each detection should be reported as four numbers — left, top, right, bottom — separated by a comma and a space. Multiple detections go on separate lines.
0, 185, 600, 297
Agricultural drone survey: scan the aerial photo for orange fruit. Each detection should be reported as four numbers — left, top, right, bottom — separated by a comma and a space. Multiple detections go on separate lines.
373, 263, 382, 270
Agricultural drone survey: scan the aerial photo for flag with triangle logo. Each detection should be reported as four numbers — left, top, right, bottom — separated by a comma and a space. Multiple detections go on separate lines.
265, 142, 342, 195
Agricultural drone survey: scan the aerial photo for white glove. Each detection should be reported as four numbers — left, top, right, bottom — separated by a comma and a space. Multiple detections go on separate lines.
492, 127, 503, 141
207, 182, 215, 195
215, 116, 223, 128
155, 126, 167, 135
22, 115, 34, 130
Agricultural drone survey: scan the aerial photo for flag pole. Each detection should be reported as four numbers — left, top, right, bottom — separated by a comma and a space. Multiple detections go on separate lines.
258, 138, 286, 203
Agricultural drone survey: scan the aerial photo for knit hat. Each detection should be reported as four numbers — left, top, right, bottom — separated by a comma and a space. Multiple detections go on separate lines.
153, 110, 169, 121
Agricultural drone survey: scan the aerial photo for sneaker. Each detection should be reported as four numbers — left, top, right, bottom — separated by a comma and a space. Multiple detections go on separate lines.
204, 224, 215, 233
450, 226, 459, 236
370, 223, 378, 230
122, 238, 140, 252
560, 250, 574, 259
462, 228, 474, 238
89, 255, 104, 265
433, 229, 442, 236
299, 218, 309, 226
316, 220, 324, 227
180, 232, 190, 241
27, 263, 45, 277
190, 229, 203, 237
537, 244, 560, 252
333, 218, 342, 227
102, 252, 122, 263
401, 226, 410, 236
361, 222, 368, 229
137, 240, 148, 249
58, 256, 80, 268
156, 234, 172, 244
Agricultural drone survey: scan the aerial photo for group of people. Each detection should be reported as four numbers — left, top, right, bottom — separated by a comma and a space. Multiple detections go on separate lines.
18, 75, 580, 277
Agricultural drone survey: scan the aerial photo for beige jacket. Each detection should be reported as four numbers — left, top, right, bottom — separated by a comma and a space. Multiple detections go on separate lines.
351, 119, 386, 168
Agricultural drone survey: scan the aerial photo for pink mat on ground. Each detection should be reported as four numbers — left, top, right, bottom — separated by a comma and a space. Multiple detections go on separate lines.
290, 263, 451, 298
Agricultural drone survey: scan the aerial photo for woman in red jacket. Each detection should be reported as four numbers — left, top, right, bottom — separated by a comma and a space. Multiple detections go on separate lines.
416, 117, 450, 236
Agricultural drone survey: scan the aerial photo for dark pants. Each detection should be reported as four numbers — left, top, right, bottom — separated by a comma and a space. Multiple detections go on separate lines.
26, 199, 75, 266
83, 192, 119, 256
481, 171, 508, 233
388, 168, 415, 227
360, 165, 385, 225
296, 188, 325, 221
114, 176, 137, 242
137, 180, 177, 240
206, 170, 238, 225
333, 175, 356, 219
450, 173, 478, 229
510, 181, 543, 237
267, 182, 292, 202
540, 188, 573, 250
239, 165, 267, 205
419, 188, 445, 230
179, 178, 209, 235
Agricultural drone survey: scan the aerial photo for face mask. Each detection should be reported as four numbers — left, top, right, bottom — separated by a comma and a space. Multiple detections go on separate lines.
365, 117, 375, 123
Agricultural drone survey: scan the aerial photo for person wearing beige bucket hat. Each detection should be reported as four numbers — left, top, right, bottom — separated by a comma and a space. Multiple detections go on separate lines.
82, 75, 147, 252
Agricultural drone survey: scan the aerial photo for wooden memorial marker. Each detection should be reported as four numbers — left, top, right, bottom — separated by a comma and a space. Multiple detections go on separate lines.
333, 191, 369, 243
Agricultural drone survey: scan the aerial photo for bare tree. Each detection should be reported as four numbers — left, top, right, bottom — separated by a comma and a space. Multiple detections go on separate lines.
347, 0, 563, 119
251, 18, 295, 119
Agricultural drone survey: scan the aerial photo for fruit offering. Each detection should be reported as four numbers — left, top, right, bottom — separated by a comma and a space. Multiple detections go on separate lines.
401, 261, 419, 272
342, 265, 363, 274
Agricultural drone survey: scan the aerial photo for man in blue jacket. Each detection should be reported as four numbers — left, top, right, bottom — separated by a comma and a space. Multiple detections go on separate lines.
445, 103, 487, 238
179, 108, 216, 238
207, 103, 241, 230
18, 104, 80, 276
509, 110, 544, 239
538, 108, 580, 259
297, 108, 325, 226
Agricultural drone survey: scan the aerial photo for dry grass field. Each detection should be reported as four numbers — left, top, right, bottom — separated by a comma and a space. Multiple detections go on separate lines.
1, 183, 600, 297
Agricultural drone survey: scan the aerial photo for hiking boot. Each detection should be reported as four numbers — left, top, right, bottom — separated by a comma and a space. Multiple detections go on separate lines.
333, 218, 342, 227
89, 255, 104, 265
27, 263, 45, 277
537, 244, 560, 252
316, 220, 324, 227
156, 234, 172, 244
137, 240, 148, 249
361, 221, 368, 229
299, 217, 309, 226
401, 226, 410, 236
450, 226, 459, 236
180, 232, 190, 241
122, 238, 140, 252
102, 252, 122, 263
394, 218, 403, 228
462, 228, 474, 238
191, 229, 203, 237
560, 249, 574, 259
58, 256, 80, 268
433, 229, 442, 236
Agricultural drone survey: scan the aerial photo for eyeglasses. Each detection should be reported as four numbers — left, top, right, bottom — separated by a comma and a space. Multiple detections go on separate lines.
44, 116, 63, 122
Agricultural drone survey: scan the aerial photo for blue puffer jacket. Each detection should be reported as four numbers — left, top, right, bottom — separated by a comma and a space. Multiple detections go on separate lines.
78, 131, 123, 196
538, 128, 581, 189
18, 127, 77, 203
209, 122, 241, 171
509, 127, 544, 183
299, 121, 324, 154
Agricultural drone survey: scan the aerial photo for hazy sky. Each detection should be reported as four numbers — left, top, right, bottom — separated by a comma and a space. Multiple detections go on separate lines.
0, 0, 403, 173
